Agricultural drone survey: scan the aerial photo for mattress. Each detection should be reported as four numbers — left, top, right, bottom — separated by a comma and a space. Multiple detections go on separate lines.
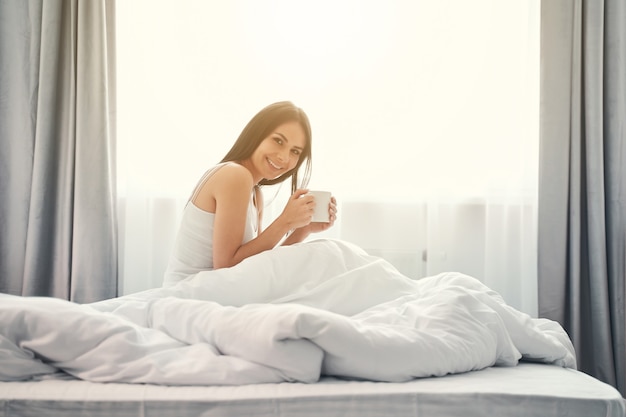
1, 363, 624, 417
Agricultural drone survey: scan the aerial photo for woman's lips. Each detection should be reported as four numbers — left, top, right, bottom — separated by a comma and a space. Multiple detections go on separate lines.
267, 157, 283, 171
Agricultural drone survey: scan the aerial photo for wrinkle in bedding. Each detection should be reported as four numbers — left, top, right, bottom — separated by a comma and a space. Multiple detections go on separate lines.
0, 239, 576, 385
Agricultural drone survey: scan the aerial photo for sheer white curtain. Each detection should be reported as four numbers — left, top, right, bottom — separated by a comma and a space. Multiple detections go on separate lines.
116, 0, 539, 315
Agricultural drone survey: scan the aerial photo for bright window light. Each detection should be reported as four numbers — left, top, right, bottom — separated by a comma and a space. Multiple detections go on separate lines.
117, 0, 538, 202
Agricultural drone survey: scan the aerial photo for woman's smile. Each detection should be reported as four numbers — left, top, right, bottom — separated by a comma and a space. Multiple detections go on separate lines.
267, 157, 283, 171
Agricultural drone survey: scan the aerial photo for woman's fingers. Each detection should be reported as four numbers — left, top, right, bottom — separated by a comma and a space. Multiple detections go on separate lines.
291, 189, 309, 200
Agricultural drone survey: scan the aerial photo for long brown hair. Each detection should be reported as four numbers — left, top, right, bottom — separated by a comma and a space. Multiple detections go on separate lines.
220, 101, 312, 193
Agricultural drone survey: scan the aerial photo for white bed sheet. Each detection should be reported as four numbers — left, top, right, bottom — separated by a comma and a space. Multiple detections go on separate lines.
1, 239, 576, 386
1, 364, 624, 417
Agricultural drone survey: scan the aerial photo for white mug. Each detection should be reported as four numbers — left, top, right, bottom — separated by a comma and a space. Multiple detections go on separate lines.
308, 190, 332, 223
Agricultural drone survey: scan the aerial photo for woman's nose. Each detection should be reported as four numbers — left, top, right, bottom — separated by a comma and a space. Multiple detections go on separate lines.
278, 148, 289, 162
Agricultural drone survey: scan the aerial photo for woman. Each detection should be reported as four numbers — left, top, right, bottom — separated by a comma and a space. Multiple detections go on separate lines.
163, 101, 337, 286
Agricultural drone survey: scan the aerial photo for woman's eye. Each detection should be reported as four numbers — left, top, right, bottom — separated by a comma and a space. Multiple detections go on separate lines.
273, 137, 283, 145
291, 149, 301, 156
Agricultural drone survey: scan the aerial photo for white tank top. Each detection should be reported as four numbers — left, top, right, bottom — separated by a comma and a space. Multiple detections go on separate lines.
162, 163, 257, 286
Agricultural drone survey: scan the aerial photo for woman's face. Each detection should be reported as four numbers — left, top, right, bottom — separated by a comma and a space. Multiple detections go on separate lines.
249, 121, 306, 182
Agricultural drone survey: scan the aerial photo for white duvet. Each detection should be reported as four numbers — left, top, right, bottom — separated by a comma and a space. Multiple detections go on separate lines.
0, 239, 576, 385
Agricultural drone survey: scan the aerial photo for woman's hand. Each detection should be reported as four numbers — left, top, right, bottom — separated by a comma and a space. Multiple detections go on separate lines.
283, 195, 337, 244
279, 189, 316, 230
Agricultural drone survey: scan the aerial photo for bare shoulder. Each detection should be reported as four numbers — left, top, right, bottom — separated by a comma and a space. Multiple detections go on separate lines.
212, 163, 254, 191
192, 163, 253, 211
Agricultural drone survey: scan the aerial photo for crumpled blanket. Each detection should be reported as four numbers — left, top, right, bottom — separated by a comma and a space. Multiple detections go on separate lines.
0, 239, 576, 385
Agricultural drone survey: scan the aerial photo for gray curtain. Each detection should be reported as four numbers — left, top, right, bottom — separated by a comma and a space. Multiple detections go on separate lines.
539, 0, 625, 396
0, 0, 117, 303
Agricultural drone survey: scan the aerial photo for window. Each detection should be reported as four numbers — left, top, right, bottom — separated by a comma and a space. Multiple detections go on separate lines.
117, 0, 540, 315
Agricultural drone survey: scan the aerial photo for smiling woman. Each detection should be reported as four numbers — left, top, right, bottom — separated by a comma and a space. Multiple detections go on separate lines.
161, 101, 338, 284
116, 0, 540, 315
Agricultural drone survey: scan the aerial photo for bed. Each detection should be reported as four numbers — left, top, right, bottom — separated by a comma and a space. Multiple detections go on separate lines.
1, 363, 623, 417
1, 239, 624, 417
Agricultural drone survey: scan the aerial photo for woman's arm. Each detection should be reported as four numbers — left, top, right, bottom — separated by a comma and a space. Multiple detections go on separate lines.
209, 166, 315, 268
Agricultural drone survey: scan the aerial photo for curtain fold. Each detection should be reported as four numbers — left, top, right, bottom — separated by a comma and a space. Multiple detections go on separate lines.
539, 0, 626, 395
0, 0, 117, 303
